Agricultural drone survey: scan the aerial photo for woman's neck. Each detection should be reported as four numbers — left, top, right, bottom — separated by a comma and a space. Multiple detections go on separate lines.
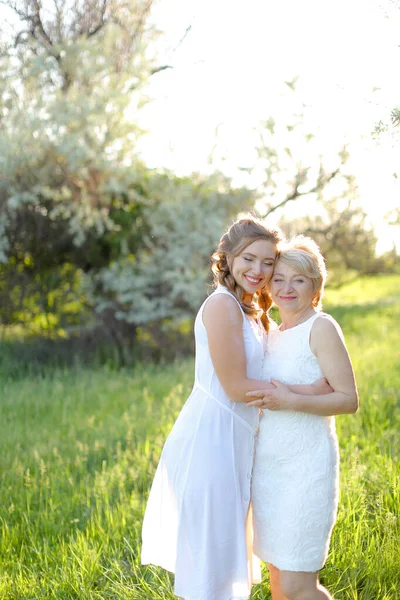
279, 307, 317, 331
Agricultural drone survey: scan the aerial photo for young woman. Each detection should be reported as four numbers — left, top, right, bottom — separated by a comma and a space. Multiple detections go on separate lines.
248, 236, 359, 600
141, 219, 330, 600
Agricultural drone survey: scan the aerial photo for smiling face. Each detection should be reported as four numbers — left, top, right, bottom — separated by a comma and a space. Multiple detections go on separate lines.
270, 260, 316, 314
231, 239, 277, 302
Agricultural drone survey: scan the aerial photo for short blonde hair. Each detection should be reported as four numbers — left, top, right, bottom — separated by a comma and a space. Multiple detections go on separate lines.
276, 235, 327, 309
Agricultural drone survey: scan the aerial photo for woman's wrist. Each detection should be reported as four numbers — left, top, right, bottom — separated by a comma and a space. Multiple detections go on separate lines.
287, 391, 299, 410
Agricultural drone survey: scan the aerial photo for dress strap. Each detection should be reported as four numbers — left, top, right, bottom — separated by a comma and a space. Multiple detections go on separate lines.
309, 312, 345, 341
301, 312, 322, 342
305, 312, 322, 327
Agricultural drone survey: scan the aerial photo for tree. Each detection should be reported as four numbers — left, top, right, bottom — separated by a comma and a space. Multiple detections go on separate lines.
0, 0, 163, 332
235, 81, 393, 282
219, 80, 350, 223
278, 194, 380, 284
254, 118, 346, 221
84, 171, 255, 360
0, 1, 258, 361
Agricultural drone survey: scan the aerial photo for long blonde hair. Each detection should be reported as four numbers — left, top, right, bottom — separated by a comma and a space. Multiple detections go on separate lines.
211, 216, 283, 332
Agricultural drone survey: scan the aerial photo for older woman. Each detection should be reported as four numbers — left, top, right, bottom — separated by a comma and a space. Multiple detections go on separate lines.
247, 236, 359, 600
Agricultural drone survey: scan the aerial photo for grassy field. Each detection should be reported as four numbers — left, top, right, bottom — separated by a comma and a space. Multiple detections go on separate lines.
0, 274, 399, 599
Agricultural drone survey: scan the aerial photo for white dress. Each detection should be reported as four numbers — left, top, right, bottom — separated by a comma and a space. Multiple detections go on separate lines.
252, 312, 340, 572
141, 285, 264, 600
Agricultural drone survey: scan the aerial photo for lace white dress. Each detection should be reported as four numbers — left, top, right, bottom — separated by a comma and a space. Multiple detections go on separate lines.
252, 312, 340, 572
141, 285, 264, 600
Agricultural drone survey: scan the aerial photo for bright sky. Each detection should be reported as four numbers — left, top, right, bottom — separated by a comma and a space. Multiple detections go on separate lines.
138, 0, 400, 253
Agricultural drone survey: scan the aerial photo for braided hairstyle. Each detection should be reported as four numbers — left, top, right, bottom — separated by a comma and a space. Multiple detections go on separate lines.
211, 216, 284, 332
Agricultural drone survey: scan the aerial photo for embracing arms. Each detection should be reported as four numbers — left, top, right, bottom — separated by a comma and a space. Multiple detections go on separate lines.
203, 295, 330, 404
203, 294, 274, 402
247, 316, 359, 415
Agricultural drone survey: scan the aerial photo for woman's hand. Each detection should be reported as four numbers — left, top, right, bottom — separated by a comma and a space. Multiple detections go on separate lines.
246, 380, 294, 411
312, 377, 334, 395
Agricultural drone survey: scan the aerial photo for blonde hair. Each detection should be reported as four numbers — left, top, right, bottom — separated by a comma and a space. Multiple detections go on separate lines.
211, 216, 283, 332
277, 235, 327, 309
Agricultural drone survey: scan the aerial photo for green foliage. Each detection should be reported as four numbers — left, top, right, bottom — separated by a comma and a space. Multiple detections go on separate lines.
0, 10, 396, 353
0, 0, 159, 332
278, 195, 383, 285
274, 166, 398, 285
86, 172, 255, 327
0, 1, 257, 345
0, 275, 399, 598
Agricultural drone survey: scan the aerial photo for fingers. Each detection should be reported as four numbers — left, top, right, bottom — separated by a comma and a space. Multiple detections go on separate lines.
247, 399, 264, 407
247, 394, 274, 408
246, 390, 265, 398
247, 399, 276, 410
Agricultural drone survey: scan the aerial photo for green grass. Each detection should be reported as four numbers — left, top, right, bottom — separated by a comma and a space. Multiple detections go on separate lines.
0, 274, 399, 599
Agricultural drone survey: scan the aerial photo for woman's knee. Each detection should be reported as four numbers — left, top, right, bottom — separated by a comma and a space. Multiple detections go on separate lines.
268, 563, 281, 582
279, 571, 317, 600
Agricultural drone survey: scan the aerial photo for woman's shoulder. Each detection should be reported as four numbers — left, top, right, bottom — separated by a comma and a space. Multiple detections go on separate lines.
204, 289, 240, 309
312, 312, 345, 341
202, 286, 244, 325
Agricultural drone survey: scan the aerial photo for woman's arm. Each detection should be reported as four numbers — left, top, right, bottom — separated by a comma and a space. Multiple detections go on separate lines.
203, 296, 332, 403
203, 294, 275, 403
247, 316, 358, 415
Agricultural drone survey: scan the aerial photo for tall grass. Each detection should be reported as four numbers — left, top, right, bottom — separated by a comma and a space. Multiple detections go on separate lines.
0, 274, 399, 599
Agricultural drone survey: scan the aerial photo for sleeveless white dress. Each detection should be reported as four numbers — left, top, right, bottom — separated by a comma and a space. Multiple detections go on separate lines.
141, 285, 264, 600
252, 312, 340, 572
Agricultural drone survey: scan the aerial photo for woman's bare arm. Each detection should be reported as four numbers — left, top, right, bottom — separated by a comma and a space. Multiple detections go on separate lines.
203, 295, 332, 403
203, 294, 275, 403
